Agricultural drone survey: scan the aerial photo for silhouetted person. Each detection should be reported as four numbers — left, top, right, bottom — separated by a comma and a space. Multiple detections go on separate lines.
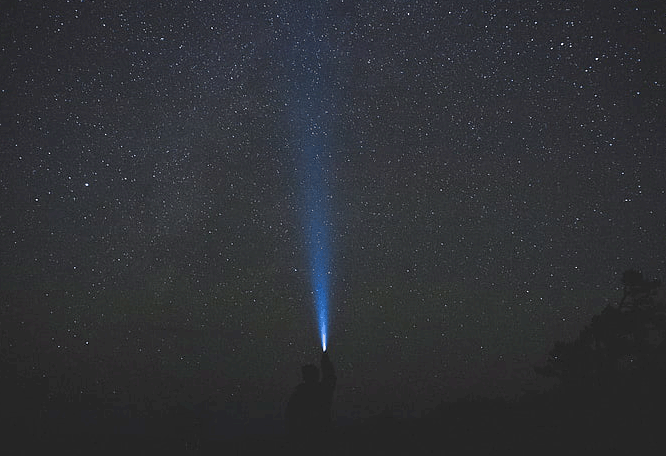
287, 351, 336, 440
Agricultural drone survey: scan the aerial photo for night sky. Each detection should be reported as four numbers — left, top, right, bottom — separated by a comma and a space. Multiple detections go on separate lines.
2, 0, 665, 431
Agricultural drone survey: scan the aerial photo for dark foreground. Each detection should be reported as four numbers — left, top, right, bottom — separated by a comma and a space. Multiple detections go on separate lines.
9, 393, 662, 456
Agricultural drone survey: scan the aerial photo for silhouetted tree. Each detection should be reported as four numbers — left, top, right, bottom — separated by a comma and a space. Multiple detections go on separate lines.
536, 269, 666, 402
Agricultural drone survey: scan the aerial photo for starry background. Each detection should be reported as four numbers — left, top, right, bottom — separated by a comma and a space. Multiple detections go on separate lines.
1, 0, 665, 431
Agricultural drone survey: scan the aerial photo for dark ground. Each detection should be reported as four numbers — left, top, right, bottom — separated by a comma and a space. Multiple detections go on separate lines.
4, 389, 663, 456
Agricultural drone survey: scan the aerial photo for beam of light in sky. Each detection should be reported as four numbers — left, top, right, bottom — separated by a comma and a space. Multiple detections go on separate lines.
302, 140, 331, 352
289, 3, 334, 352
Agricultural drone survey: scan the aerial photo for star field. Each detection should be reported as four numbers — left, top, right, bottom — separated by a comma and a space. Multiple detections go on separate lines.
1, 0, 665, 428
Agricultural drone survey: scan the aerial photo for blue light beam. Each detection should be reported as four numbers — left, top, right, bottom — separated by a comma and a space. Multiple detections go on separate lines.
288, 2, 336, 352
302, 142, 331, 352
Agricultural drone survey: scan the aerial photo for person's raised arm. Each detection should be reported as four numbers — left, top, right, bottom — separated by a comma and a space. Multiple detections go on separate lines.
321, 351, 336, 389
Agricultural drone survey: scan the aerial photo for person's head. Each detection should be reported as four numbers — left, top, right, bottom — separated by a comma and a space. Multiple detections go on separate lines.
301, 364, 319, 384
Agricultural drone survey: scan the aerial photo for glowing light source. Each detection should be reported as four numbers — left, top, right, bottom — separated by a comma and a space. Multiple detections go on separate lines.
289, 3, 336, 352
313, 256, 329, 352
303, 143, 331, 353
